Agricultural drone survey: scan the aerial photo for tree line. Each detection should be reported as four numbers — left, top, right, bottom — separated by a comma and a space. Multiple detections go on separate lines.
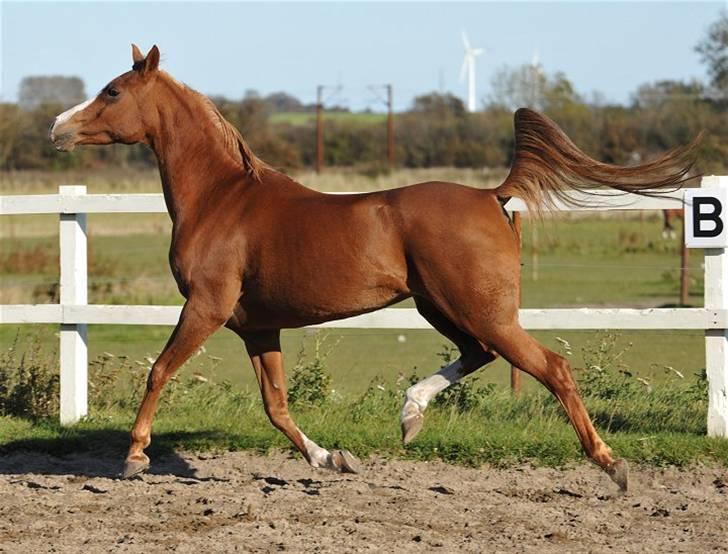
2, 11, 725, 175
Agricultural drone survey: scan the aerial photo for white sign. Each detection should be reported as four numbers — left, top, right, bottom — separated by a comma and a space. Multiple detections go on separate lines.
684, 188, 728, 248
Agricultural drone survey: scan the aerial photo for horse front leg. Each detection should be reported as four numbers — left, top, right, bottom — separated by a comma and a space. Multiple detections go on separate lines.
122, 298, 233, 478
243, 331, 360, 473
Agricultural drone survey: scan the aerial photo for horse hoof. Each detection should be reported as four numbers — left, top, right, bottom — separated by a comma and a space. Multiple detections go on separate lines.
332, 450, 360, 474
607, 459, 629, 492
121, 457, 150, 479
401, 412, 424, 445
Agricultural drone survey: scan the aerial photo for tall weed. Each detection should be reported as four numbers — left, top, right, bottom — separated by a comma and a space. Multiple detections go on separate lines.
0, 333, 59, 419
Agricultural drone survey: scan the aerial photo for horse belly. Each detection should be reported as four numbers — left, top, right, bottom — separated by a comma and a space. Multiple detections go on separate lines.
236, 283, 405, 329
237, 256, 409, 329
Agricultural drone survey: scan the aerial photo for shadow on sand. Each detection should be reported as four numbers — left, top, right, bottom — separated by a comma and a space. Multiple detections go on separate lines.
0, 429, 232, 479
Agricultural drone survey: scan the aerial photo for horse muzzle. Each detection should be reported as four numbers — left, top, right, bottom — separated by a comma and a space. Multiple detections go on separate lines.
49, 121, 77, 152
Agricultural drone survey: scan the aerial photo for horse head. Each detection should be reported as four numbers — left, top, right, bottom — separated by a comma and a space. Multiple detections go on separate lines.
50, 44, 160, 151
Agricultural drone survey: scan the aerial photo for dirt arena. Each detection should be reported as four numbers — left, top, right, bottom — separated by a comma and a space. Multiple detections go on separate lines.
0, 449, 725, 553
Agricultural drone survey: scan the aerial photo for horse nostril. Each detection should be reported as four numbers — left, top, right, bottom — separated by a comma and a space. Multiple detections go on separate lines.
49, 121, 56, 141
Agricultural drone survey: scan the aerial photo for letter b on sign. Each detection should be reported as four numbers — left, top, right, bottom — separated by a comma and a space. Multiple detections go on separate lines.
685, 188, 728, 248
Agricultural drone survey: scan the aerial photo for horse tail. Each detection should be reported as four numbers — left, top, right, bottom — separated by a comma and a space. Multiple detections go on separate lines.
494, 108, 702, 218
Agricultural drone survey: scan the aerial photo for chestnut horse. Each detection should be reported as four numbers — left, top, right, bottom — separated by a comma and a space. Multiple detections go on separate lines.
50, 45, 699, 491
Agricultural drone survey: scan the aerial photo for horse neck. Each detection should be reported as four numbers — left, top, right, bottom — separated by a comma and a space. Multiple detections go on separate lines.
146, 79, 249, 223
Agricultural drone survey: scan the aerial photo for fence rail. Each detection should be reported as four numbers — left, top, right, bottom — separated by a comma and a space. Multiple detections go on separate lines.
3, 304, 728, 330
1, 178, 727, 437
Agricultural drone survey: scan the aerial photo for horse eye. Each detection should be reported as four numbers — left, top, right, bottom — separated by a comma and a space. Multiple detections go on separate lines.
107, 87, 120, 98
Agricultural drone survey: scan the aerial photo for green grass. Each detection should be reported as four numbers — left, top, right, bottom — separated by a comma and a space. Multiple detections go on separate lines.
0, 326, 706, 395
0, 355, 724, 468
0, 319, 723, 468
518, 215, 703, 308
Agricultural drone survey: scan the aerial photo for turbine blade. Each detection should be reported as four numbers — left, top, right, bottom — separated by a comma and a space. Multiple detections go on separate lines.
532, 49, 540, 68
472, 48, 484, 56
461, 30, 470, 50
460, 57, 468, 82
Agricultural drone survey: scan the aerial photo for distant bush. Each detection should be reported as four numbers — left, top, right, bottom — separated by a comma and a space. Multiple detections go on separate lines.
3, 75, 726, 173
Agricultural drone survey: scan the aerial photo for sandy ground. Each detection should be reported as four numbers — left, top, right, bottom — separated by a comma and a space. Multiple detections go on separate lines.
0, 450, 726, 553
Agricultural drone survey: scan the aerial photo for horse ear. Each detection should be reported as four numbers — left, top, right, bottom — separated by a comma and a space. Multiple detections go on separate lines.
132, 44, 160, 75
131, 44, 144, 65
145, 45, 161, 73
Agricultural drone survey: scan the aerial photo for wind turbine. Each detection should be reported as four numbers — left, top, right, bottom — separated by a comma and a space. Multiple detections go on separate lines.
528, 49, 544, 109
531, 50, 542, 72
460, 31, 483, 113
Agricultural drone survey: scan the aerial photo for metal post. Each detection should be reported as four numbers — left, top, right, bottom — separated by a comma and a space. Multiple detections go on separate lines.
703, 175, 728, 437
680, 222, 690, 306
59, 185, 88, 425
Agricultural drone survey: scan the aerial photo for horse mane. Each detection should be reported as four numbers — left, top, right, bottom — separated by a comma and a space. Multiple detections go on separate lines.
165, 72, 266, 180
200, 95, 267, 180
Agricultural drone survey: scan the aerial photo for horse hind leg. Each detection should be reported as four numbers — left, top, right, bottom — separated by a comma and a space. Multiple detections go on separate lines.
400, 298, 497, 444
487, 323, 629, 491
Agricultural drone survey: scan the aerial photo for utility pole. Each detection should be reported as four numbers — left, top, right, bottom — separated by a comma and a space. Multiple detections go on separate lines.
369, 84, 396, 169
386, 84, 395, 169
314, 84, 343, 173
316, 85, 324, 173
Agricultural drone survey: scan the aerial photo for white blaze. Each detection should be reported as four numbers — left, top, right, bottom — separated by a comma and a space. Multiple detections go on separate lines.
54, 97, 94, 126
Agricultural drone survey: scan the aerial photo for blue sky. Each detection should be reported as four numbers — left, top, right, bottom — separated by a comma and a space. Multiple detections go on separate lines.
1, 1, 723, 110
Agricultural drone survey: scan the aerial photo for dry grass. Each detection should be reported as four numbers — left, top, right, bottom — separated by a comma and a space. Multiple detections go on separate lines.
0, 168, 162, 195
0, 167, 507, 196
294, 167, 506, 192
0, 167, 506, 238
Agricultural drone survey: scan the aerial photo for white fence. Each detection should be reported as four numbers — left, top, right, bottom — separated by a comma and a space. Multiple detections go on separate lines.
1, 178, 727, 437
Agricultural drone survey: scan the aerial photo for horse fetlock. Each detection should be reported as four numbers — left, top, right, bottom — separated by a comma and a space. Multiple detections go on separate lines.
404, 385, 428, 410
130, 431, 151, 450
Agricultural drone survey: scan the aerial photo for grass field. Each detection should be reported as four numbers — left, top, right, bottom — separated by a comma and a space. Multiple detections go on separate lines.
1, 168, 723, 467
1, 211, 705, 391
0, 329, 724, 468
269, 111, 387, 126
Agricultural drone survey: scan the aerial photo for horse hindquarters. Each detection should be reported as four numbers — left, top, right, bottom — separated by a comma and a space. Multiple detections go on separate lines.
414, 276, 628, 489
404, 194, 628, 490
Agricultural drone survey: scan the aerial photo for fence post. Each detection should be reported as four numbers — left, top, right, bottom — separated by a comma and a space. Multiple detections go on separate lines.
59, 185, 88, 425
702, 175, 728, 437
